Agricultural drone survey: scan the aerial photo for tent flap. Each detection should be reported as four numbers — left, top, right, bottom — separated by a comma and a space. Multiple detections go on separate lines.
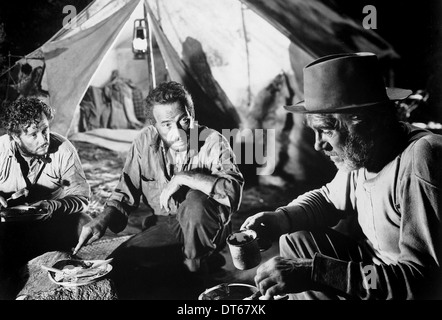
42, 0, 141, 135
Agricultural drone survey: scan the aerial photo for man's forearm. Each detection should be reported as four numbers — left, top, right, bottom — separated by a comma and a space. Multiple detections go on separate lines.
277, 189, 345, 232
99, 204, 128, 234
311, 252, 436, 299
46, 195, 88, 216
174, 171, 230, 207
273, 208, 294, 234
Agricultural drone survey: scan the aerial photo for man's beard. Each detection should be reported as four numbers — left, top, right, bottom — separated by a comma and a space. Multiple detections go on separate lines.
333, 132, 374, 171
17, 142, 49, 158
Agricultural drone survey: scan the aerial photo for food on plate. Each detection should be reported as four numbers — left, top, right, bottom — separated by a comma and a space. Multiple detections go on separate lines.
0, 205, 39, 215
0, 205, 48, 222
53, 265, 108, 282
44, 259, 113, 284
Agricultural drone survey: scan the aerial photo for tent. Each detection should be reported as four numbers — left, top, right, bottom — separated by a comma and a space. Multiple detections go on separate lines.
0, 0, 399, 185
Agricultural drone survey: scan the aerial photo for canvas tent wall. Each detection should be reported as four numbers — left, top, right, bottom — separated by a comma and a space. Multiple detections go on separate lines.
1, 0, 151, 135
143, 0, 399, 183
146, 0, 398, 112
1, 0, 399, 185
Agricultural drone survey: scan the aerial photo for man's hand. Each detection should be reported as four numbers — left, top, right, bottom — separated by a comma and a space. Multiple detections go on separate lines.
160, 175, 182, 212
30, 200, 53, 214
0, 196, 7, 209
1, 188, 30, 209
240, 211, 288, 241
254, 256, 313, 299
72, 218, 108, 255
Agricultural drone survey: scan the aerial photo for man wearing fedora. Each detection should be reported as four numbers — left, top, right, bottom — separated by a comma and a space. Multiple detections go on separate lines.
242, 52, 442, 299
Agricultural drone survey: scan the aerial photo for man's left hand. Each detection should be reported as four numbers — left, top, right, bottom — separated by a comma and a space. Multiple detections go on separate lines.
31, 200, 55, 215
160, 175, 183, 212
254, 256, 313, 299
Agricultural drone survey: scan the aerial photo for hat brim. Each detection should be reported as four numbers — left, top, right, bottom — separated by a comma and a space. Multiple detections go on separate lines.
284, 87, 413, 113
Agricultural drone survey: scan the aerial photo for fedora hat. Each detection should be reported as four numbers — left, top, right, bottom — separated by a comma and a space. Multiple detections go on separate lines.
284, 52, 412, 113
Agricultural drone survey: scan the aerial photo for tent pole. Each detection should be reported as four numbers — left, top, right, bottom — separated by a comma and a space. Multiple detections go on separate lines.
241, 3, 252, 108
145, 1, 156, 89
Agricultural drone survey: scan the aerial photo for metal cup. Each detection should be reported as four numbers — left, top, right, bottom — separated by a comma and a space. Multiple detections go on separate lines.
227, 229, 261, 270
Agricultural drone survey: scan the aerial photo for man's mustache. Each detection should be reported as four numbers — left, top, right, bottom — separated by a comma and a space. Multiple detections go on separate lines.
324, 151, 338, 157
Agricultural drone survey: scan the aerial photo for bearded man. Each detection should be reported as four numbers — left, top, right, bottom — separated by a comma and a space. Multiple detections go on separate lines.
242, 52, 442, 300
0, 97, 91, 298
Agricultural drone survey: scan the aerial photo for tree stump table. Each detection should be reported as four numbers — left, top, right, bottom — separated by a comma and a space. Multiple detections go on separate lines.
15, 235, 132, 300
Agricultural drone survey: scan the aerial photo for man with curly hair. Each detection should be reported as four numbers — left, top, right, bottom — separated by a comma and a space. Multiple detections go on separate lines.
0, 97, 91, 298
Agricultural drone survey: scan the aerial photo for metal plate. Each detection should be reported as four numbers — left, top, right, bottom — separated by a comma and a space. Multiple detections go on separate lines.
47, 259, 113, 287
0, 205, 50, 222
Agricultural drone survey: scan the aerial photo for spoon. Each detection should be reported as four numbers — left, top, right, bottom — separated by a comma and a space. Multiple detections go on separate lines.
6, 188, 29, 202
89, 258, 113, 269
67, 258, 114, 269
41, 265, 65, 274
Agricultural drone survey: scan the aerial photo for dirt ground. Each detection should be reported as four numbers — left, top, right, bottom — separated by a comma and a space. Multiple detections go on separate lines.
72, 140, 309, 299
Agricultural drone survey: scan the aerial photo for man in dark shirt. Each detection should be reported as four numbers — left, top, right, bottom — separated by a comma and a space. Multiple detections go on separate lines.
242, 52, 442, 299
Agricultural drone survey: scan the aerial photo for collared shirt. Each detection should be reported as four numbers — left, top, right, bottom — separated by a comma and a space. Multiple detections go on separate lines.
278, 123, 442, 299
106, 124, 244, 227
0, 132, 90, 205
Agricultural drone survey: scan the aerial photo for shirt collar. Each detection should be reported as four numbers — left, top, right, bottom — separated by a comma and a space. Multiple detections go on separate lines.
148, 127, 162, 153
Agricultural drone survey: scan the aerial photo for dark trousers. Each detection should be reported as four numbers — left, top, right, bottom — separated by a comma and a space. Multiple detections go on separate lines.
0, 212, 91, 270
0, 212, 91, 299
279, 228, 373, 300
109, 189, 231, 272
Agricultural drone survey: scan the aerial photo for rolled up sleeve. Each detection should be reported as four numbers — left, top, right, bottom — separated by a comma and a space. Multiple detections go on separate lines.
106, 137, 144, 220
52, 139, 90, 214
58, 140, 90, 200
205, 132, 244, 214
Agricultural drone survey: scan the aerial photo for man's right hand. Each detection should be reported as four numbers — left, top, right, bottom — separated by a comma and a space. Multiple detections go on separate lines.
0, 196, 7, 209
73, 218, 108, 255
240, 211, 289, 241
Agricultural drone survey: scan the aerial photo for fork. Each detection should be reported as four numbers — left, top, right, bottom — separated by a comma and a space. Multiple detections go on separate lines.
6, 188, 29, 203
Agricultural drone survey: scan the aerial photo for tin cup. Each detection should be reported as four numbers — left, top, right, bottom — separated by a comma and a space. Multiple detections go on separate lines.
227, 229, 261, 270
